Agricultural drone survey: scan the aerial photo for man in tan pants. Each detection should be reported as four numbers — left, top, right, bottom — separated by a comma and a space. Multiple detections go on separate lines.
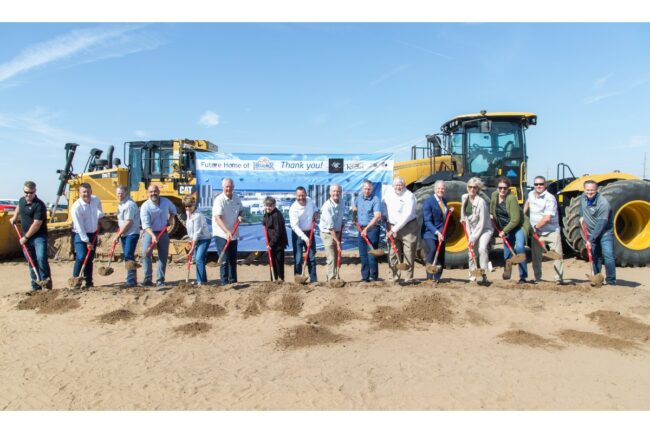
524, 176, 564, 284
382, 176, 418, 282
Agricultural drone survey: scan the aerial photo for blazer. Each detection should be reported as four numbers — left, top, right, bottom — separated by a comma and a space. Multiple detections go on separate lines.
421, 195, 448, 240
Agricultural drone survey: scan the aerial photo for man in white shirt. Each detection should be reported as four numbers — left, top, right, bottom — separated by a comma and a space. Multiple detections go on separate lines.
70, 183, 104, 289
382, 176, 418, 282
319, 184, 344, 281
115, 186, 140, 287
212, 177, 243, 284
289, 186, 319, 283
524, 176, 564, 284
140, 185, 177, 288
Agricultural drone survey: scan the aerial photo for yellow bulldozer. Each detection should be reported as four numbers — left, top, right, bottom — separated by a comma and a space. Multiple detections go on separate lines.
47, 138, 218, 259
394, 110, 650, 268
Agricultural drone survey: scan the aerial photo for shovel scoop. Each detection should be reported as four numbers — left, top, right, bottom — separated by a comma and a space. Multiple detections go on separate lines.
98, 237, 120, 276
581, 222, 604, 288
295, 221, 316, 284
126, 227, 169, 270
328, 234, 346, 288
69, 231, 98, 289
532, 231, 562, 261
426, 207, 454, 275
12, 224, 50, 290
388, 232, 409, 271
354, 221, 384, 257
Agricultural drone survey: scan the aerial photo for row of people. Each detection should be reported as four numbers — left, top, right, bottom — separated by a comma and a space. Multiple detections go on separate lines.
10, 174, 616, 291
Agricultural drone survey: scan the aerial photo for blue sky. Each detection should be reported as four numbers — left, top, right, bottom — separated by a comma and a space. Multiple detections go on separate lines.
1, 22, 650, 202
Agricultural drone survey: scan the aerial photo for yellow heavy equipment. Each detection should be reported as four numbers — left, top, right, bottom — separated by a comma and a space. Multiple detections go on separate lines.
47, 139, 218, 259
394, 110, 650, 268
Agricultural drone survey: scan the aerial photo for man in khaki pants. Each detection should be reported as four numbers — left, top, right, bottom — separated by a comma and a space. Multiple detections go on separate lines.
524, 176, 564, 284
382, 176, 418, 282
319, 184, 344, 281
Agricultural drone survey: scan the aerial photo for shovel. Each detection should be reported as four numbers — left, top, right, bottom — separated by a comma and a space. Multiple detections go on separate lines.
581, 221, 604, 287
178, 240, 195, 290
388, 231, 409, 271
426, 207, 454, 275
491, 218, 526, 264
68, 231, 98, 289
295, 220, 315, 284
98, 236, 119, 276
329, 233, 346, 288
262, 224, 281, 283
531, 230, 562, 261
354, 221, 384, 257
125, 226, 168, 270
461, 220, 484, 280
12, 223, 50, 290
216, 220, 241, 266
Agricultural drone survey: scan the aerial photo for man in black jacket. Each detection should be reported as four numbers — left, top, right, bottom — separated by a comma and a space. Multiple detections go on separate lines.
262, 196, 288, 281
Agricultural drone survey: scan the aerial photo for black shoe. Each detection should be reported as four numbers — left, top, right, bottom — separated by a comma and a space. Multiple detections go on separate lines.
142, 281, 153, 287
518, 279, 528, 284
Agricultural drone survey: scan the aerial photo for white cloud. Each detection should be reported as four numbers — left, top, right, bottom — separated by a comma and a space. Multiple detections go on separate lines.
0, 25, 163, 84
583, 91, 622, 104
629, 135, 650, 148
369, 64, 410, 87
135, 130, 149, 138
593, 74, 611, 89
199, 110, 220, 127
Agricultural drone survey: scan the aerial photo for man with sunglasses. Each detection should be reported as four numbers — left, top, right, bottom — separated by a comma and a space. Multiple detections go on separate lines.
10, 181, 52, 291
141, 184, 176, 288
524, 176, 564, 284
115, 185, 140, 287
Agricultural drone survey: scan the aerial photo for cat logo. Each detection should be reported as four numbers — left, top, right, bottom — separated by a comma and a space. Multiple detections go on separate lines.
179, 185, 195, 195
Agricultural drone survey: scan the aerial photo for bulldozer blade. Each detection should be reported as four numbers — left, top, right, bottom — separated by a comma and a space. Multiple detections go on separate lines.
98, 266, 114, 276
509, 254, 527, 264
542, 251, 562, 261
369, 248, 385, 257
425, 263, 442, 274
588, 273, 605, 288
125, 260, 141, 270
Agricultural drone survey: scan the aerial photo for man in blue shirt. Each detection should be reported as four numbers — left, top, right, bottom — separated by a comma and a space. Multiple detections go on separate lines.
580, 180, 616, 285
140, 185, 177, 288
352, 180, 382, 282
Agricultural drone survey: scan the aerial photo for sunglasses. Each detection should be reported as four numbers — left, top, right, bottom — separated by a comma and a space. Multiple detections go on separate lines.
23, 190, 35, 195
497, 186, 509, 190
184, 205, 194, 208
467, 186, 478, 190
534, 183, 545, 186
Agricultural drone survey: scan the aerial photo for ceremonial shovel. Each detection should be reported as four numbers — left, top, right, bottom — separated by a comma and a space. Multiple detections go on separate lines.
461, 220, 484, 280
354, 221, 384, 257
581, 221, 604, 287
426, 207, 454, 275
68, 231, 98, 289
98, 236, 119, 276
531, 230, 562, 260
388, 232, 409, 271
295, 220, 315, 284
178, 240, 195, 290
125, 226, 169, 270
216, 220, 241, 266
12, 223, 49, 290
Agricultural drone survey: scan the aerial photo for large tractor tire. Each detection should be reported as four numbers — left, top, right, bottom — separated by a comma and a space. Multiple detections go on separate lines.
414, 180, 489, 269
563, 179, 650, 267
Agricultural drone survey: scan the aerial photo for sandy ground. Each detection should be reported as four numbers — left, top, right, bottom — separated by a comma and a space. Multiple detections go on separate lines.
1, 251, 650, 410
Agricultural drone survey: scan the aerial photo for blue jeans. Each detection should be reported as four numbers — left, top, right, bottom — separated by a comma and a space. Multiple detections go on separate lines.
214, 236, 237, 284
423, 237, 445, 281
358, 226, 380, 281
292, 231, 317, 282
194, 238, 210, 284
504, 228, 528, 280
141, 230, 169, 285
73, 232, 97, 287
592, 230, 616, 284
23, 234, 51, 290
120, 233, 139, 286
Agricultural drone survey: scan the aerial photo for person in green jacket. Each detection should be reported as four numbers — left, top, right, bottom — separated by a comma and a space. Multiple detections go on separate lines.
490, 176, 529, 282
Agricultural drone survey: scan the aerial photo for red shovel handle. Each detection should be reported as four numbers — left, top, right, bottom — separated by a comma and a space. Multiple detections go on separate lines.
581, 222, 594, 263
435, 208, 454, 254
461, 221, 478, 261
302, 220, 315, 264
219, 220, 241, 256
108, 237, 119, 260
144, 226, 169, 256
491, 218, 515, 252
186, 240, 195, 271
388, 231, 400, 256
531, 230, 546, 248
12, 223, 38, 272
337, 231, 342, 269
81, 231, 99, 268
354, 221, 373, 247
263, 224, 274, 269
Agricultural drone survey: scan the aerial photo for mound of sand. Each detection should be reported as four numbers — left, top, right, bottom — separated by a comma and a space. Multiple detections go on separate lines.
586, 310, 650, 342
174, 321, 211, 336
306, 305, 361, 326
557, 329, 638, 352
16, 290, 79, 314
498, 330, 559, 349
182, 300, 227, 319
275, 293, 303, 316
277, 324, 347, 349
98, 309, 137, 324
144, 295, 185, 317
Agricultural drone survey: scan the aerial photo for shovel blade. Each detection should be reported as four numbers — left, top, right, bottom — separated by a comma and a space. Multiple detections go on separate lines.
543, 251, 562, 260
98, 266, 114, 276
396, 263, 410, 271
67, 276, 83, 289
125, 260, 141, 270
369, 249, 385, 257
329, 279, 346, 288
588, 273, 605, 287
178, 282, 194, 290
425, 264, 441, 274
509, 254, 527, 264
294, 275, 309, 284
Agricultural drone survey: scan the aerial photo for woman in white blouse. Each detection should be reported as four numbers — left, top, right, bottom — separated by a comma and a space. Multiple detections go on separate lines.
461, 177, 493, 284
184, 195, 212, 285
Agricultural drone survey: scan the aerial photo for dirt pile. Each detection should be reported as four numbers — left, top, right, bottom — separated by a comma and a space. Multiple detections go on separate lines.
402, 293, 453, 324
16, 290, 79, 314
144, 295, 185, 317
558, 329, 638, 351
306, 305, 361, 326
372, 306, 407, 330
242, 291, 270, 318
174, 321, 211, 336
586, 310, 650, 342
182, 300, 227, 319
498, 330, 559, 349
277, 324, 347, 349
98, 309, 136, 324
275, 293, 303, 316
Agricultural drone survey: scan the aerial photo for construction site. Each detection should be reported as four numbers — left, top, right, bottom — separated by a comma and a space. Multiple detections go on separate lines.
2, 110, 650, 411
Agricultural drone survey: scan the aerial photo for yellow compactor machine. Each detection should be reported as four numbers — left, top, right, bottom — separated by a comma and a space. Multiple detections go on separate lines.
394, 111, 650, 268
